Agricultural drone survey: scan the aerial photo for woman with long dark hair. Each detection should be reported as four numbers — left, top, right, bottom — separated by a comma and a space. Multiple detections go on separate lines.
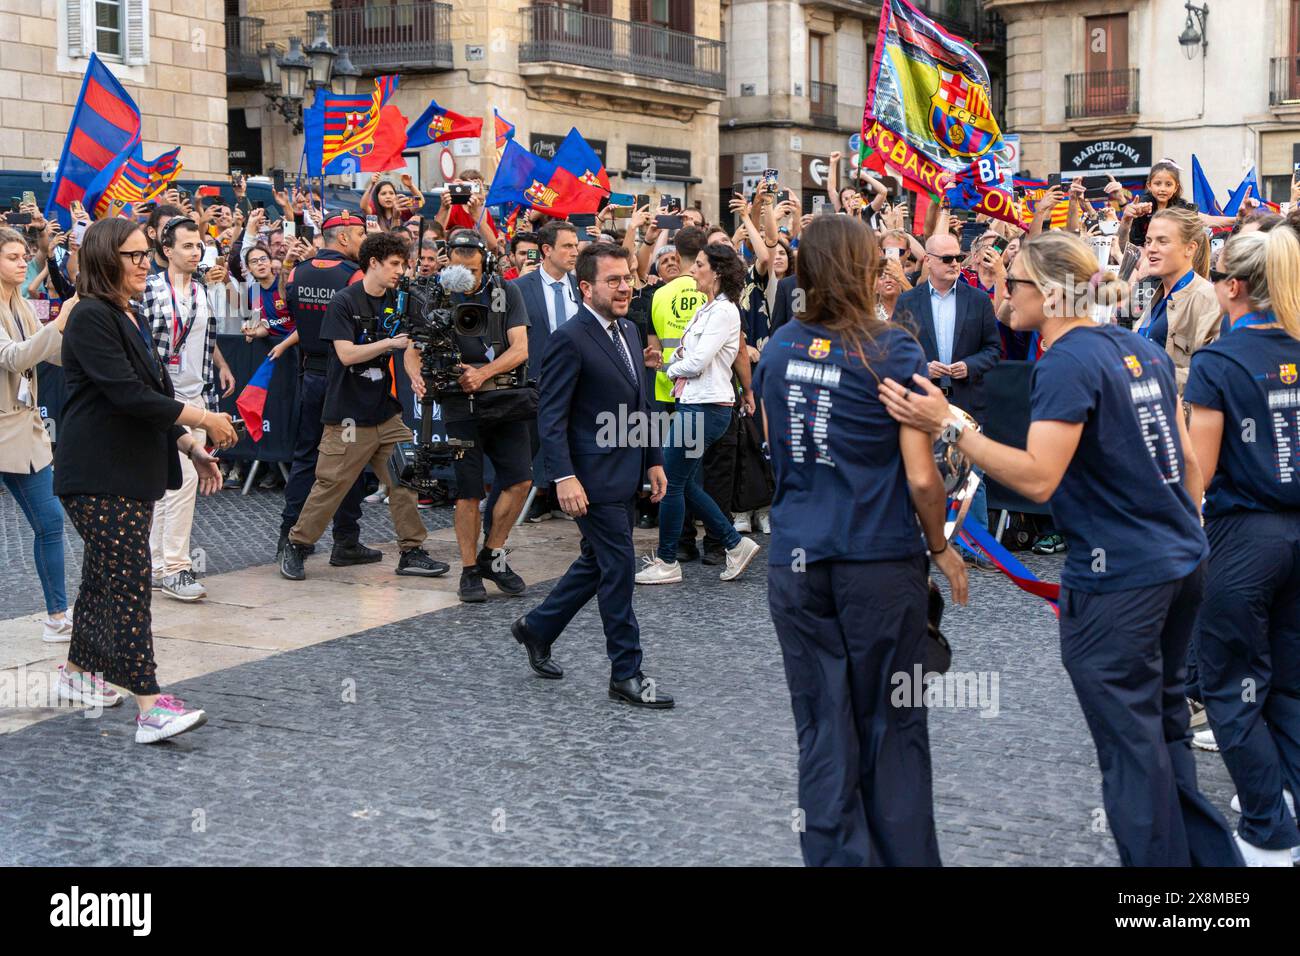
880, 231, 1241, 866
636, 242, 760, 585
55, 217, 238, 743
752, 215, 967, 865
1184, 227, 1300, 865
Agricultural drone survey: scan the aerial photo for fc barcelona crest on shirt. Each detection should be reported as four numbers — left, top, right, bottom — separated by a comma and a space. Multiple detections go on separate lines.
1123, 355, 1143, 378
809, 338, 831, 360
1282, 363, 1298, 385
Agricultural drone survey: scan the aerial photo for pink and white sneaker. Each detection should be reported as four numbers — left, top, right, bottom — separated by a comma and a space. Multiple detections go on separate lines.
135, 695, 207, 744
56, 665, 123, 708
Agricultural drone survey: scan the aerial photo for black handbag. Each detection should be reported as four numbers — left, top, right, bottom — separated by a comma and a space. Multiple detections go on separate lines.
472, 385, 539, 426
731, 411, 774, 512
924, 579, 953, 674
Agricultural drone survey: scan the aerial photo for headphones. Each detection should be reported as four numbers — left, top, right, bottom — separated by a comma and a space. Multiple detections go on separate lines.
446, 228, 496, 277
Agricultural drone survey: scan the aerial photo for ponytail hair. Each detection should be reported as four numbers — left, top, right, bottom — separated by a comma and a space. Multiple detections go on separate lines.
1264, 223, 1300, 341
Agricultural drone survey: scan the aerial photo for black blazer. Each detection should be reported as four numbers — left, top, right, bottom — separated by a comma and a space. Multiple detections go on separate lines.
54, 296, 186, 501
512, 267, 578, 383
894, 280, 1002, 423
537, 306, 663, 504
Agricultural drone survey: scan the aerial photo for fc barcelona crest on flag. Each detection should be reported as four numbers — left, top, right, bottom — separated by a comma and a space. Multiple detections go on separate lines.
525, 179, 558, 207
929, 68, 998, 159
427, 114, 453, 139
809, 338, 831, 360
1123, 355, 1143, 378
578, 169, 602, 188
1282, 363, 1298, 385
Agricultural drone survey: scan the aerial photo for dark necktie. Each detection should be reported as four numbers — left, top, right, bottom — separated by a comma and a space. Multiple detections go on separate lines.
608, 323, 638, 384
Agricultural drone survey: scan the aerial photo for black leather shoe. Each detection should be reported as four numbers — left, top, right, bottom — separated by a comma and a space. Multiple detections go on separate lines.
609, 672, 675, 709
512, 617, 563, 679
477, 548, 526, 595
458, 566, 488, 602
330, 542, 383, 566
277, 532, 315, 560
676, 541, 700, 562
700, 544, 725, 566
279, 542, 307, 581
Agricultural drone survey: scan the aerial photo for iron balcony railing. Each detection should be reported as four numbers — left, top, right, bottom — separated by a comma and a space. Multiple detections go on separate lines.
1270, 56, 1300, 105
308, 3, 453, 73
518, 6, 725, 91
1065, 68, 1139, 119
225, 16, 264, 86
809, 80, 837, 128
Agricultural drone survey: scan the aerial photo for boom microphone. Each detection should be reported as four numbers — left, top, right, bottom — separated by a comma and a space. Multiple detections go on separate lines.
436, 264, 477, 294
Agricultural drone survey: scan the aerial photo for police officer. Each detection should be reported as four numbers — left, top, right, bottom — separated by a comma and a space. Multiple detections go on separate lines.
275, 213, 378, 565
881, 231, 1242, 867
1185, 227, 1300, 866
752, 216, 967, 866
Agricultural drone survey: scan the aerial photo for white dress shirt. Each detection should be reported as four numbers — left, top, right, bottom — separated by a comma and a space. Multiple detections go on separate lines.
541, 269, 578, 333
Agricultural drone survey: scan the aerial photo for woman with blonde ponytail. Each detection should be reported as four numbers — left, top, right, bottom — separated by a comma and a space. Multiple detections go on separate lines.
880, 230, 1242, 867
1136, 207, 1221, 395
1183, 225, 1300, 866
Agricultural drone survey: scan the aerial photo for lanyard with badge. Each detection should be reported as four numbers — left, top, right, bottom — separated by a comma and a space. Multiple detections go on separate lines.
165, 272, 200, 373
7, 308, 36, 407
1229, 311, 1273, 333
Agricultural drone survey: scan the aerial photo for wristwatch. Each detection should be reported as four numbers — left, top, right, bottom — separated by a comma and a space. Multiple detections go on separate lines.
940, 414, 968, 445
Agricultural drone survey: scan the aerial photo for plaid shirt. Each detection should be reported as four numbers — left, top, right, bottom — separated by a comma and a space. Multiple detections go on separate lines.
139, 272, 219, 413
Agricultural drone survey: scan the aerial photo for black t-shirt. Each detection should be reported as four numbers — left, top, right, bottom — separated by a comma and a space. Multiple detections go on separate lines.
319, 281, 403, 426
441, 279, 529, 422
1129, 194, 1198, 249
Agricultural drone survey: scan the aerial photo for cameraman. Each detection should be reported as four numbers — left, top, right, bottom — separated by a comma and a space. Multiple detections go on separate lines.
404, 229, 531, 603
280, 232, 449, 581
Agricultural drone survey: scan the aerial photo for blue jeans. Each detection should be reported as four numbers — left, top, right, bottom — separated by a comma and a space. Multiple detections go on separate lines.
2, 465, 67, 615
657, 404, 742, 563
957, 468, 989, 555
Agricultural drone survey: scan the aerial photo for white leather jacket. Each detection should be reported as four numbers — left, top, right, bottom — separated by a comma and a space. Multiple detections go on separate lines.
665, 293, 740, 405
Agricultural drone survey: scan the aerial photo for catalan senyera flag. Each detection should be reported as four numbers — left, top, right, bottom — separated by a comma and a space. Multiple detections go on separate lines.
405, 98, 483, 148
95, 145, 182, 217
304, 75, 401, 176
863, 0, 1010, 193
44, 53, 145, 228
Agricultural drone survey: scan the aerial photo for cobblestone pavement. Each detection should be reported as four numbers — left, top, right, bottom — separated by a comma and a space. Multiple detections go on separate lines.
0, 488, 1237, 866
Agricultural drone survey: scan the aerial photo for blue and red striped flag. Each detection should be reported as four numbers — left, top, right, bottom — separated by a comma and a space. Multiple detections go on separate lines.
235, 357, 276, 442
44, 53, 145, 228
304, 75, 402, 176
96, 145, 182, 216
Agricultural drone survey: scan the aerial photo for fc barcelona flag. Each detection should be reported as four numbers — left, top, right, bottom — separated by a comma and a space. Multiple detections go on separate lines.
304, 75, 403, 176
44, 53, 145, 228
96, 145, 183, 216
864, 0, 1010, 180
484, 140, 595, 217
552, 128, 611, 197
235, 356, 276, 442
406, 99, 484, 148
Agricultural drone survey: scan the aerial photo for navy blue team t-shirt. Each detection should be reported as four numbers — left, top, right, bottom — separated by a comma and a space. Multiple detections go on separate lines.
1031, 324, 1208, 593
1184, 325, 1300, 518
753, 320, 928, 564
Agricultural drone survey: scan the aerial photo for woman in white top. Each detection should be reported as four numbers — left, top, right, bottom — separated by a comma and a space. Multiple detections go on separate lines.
0, 226, 72, 642
636, 242, 761, 585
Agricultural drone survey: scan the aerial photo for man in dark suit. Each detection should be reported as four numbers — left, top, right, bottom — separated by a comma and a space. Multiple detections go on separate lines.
511, 242, 672, 708
893, 232, 1001, 568
511, 220, 580, 522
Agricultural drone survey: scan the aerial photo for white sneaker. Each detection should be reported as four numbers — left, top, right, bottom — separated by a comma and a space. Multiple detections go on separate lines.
1234, 831, 1294, 867
635, 555, 683, 585
363, 485, 387, 504
41, 616, 72, 644
134, 694, 207, 744
56, 664, 123, 708
1188, 697, 1207, 728
755, 508, 771, 535
1192, 728, 1219, 752
1230, 790, 1296, 817
731, 512, 752, 534
720, 536, 760, 582
160, 569, 206, 602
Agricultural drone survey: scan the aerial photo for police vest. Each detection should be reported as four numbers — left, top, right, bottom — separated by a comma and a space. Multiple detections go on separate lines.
650, 275, 708, 402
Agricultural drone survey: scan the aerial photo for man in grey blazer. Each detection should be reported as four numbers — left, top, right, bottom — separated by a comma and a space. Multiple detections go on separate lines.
509, 220, 579, 522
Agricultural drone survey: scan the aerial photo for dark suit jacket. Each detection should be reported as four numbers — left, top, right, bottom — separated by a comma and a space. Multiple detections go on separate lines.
893, 280, 1002, 422
768, 274, 800, 332
537, 305, 663, 504
512, 267, 579, 384
54, 296, 185, 501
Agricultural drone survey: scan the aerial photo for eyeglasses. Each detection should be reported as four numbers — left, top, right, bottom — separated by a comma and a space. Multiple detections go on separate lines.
246, 256, 271, 267
599, 276, 633, 289
1209, 269, 1243, 283
1005, 276, 1036, 293
929, 254, 962, 265
119, 250, 151, 266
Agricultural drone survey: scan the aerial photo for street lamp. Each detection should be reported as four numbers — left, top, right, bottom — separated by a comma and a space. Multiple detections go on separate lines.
259, 43, 281, 88
332, 50, 362, 97
306, 19, 338, 88
278, 37, 311, 102
1179, 2, 1208, 60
